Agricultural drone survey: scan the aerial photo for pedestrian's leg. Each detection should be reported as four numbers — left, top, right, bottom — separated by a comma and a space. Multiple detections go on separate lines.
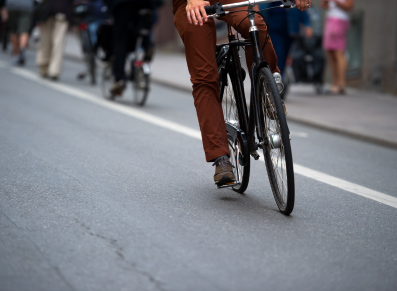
112, 4, 130, 82
10, 34, 19, 55
19, 33, 29, 50
36, 18, 53, 75
327, 50, 339, 91
268, 32, 287, 75
174, 6, 229, 162
335, 50, 347, 91
48, 15, 68, 78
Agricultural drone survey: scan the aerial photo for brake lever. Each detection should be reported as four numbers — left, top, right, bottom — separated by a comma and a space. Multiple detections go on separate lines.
206, 11, 229, 19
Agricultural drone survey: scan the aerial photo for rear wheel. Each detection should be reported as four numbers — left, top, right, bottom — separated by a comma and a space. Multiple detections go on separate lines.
101, 62, 115, 100
218, 61, 250, 193
257, 67, 295, 215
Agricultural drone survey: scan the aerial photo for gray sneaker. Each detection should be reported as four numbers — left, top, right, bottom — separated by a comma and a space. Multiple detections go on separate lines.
213, 156, 236, 186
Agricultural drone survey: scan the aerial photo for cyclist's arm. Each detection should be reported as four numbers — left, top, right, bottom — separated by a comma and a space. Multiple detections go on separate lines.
185, 0, 311, 26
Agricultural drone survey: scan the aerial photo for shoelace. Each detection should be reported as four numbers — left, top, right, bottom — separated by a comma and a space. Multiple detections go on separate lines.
212, 156, 234, 171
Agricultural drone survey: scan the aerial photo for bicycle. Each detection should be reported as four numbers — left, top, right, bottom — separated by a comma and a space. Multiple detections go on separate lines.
74, 3, 97, 85
101, 9, 153, 106
205, 0, 296, 215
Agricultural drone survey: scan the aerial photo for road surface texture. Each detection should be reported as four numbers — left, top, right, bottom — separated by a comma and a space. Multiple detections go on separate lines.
1, 51, 397, 291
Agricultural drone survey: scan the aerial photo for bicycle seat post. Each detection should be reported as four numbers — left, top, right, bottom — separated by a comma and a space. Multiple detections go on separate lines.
247, 4, 257, 32
247, 4, 264, 65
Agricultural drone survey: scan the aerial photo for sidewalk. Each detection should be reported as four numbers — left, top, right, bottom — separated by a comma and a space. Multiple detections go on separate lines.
64, 33, 397, 149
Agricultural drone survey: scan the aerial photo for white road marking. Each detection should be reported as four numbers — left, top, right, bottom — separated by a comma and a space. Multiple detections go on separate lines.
4, 65, 397, 210
294, 164, 397, 209
10, 67, 202, 140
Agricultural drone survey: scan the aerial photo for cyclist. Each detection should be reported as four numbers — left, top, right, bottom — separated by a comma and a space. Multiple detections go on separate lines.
173, 0, 310, 186
104, 0, 159, 96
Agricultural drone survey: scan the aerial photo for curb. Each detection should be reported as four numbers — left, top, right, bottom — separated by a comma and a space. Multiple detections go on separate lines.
64, 52, 397, 151
286, 116, 397, 150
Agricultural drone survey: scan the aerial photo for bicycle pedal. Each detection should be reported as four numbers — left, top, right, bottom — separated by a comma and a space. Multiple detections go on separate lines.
217, 181, 241, 189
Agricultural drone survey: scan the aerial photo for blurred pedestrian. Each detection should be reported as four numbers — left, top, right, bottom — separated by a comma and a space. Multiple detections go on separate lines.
36, 0, 73, 80
321, 0, 354, 94
0, 0, 6, 43
1, 0, 34, 65
260, 3, 313, 76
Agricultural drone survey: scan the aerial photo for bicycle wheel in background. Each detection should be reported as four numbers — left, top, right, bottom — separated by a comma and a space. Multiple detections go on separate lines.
132, 61, 149, 106
101, 62, 115, 100
218, 61, 250, 193
81, 30, 96, 85
257, 67, 295, 215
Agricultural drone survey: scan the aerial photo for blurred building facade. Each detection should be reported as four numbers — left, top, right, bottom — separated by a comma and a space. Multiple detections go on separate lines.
154, 0, 397, 95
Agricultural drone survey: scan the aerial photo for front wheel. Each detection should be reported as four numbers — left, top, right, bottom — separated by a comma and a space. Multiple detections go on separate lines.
257, 67, 295, 215
132, 64, 150, 106
101, 62, 115, 100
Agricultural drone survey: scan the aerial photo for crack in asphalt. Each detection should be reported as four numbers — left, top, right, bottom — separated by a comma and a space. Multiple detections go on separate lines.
0, 210, 77, 291
75, 219, 166, 291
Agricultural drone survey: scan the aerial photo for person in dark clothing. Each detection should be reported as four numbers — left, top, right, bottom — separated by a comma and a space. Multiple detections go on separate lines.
104, 0, 158, 95
0, 0, 7, 49
260, 3, 313, 75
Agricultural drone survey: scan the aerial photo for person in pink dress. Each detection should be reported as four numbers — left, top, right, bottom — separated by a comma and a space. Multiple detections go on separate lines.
321, 0, 354, 94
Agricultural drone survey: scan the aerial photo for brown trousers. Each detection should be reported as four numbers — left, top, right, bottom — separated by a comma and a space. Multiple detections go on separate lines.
173, 0, 279, 162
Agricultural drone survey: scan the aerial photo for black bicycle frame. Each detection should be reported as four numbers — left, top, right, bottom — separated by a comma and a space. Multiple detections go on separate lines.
221, 5, 269, 155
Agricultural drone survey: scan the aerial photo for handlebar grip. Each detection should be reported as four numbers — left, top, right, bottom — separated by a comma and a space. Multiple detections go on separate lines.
204, 5, 217, 15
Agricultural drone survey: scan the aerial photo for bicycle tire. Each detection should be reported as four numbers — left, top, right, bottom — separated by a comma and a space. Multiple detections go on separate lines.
257, 67, 295, 215
218, 60, 250, 193
81, 30, 96, 85
88, 53, 96, 85
101, 62, 115, 100
133, 65, 149, 106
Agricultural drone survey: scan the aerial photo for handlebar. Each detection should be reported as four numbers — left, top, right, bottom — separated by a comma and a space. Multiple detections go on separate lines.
204, 0, 296, 17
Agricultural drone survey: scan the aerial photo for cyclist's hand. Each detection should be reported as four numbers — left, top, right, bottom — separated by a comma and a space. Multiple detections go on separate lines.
186, 0, 210, 26
293, 0, 312, 11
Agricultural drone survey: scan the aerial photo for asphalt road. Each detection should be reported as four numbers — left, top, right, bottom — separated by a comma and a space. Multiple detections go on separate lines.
1, 51, 397, 291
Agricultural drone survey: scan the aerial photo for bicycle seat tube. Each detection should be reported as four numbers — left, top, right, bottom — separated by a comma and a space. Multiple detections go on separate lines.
227, 25, 250, 138
246, 3, 267, 142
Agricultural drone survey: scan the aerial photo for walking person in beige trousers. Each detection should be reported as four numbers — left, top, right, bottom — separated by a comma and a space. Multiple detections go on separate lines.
36, 0, 73, 80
